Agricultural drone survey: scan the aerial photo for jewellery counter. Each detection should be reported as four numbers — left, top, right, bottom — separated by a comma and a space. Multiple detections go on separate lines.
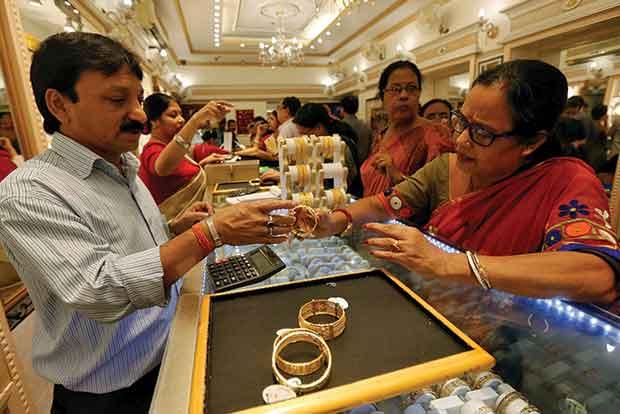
151, 229, 620, 414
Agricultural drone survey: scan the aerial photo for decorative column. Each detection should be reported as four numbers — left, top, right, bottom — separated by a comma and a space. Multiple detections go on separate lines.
0, 0, 47, 159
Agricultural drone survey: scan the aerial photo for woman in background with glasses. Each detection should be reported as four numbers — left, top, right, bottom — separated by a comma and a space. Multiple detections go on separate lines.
314, 60, 619, 304
360, 60, 453, 197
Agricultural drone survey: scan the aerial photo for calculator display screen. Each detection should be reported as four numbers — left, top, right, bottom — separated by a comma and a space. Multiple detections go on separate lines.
248, 251, 272, 273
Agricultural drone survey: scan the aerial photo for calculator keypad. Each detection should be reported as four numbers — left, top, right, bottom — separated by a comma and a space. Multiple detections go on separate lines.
207, 255, 261, 292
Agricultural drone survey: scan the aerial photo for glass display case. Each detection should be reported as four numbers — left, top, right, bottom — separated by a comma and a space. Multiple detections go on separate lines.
200, 229, 620, 413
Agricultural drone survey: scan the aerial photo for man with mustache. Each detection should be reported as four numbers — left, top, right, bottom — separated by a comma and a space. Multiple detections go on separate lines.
0, 32, 295, 413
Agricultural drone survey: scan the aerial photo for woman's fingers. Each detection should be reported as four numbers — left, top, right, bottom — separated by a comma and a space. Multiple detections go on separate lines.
364, 222, 408, 239
366, 237, 402, 250
268, 214, 296, 227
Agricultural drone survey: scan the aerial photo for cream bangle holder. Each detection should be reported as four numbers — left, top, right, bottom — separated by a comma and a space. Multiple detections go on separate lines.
272, 328, 332, 394
298, 299, 346, 340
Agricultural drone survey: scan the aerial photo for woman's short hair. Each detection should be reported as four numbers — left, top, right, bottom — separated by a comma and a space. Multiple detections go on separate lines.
378, 60, 422, 100
473, 59, 567, 162
143, 93, 174, 125
293, 103, 331, 129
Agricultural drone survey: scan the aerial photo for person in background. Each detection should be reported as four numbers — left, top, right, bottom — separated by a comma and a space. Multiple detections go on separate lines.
341, 95, 373, 163
583, 104, 609, 172
0, 137, 21, 181
555, 117, 587, 161
420, 98, 453, 129
193, 129, 229, 163
0, 32, 296, 414
564, 95, 598, 143
226, 119, 237, 133
139, 92, 230, 221
294, 103, 363, 197
360, 60, 453, 197
313, 59, 618, 305
276, 96, 301, 138
247, 116, 266, 145
0, 112, 21, 155
235, 112, 278, 162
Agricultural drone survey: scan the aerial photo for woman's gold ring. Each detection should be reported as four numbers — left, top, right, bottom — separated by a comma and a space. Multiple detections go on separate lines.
267, 215, 275, 227
391, 240, 401, 252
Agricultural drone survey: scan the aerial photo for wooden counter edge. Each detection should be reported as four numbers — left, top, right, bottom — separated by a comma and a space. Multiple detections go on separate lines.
150, 294, 201, 414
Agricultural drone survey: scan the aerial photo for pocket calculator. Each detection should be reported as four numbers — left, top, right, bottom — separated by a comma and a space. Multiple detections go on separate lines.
206, 245, 286, 292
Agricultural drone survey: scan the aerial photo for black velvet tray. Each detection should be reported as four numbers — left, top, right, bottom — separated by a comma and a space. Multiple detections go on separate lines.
192, 269, 494, 414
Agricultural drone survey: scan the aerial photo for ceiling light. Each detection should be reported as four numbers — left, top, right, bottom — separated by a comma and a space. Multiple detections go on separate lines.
122, 0, 133, 6
326, 31, 331, 36
160, 48, 168, 58
317, 38, 323, 44
64, 0, 71, 5
240, 43, 246, 48
214, 4, 220, 10
310, 44, 315, 49
73, 8, 79, 14
29, 0, 43, 5
214, 11, 220, 17
336, 20, 341, 26
353, 66, 358, 72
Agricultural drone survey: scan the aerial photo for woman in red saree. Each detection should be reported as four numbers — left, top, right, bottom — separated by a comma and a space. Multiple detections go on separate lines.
315, 60, 618, 304
360, 60, 454, 197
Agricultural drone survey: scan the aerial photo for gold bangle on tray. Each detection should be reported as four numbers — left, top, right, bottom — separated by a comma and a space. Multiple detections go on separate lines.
271, 328, 332, 394
298, 299, 346, 340
274, 329, 326, 376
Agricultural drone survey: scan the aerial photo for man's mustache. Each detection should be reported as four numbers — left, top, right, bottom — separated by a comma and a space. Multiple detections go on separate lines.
120, 119, 149, 134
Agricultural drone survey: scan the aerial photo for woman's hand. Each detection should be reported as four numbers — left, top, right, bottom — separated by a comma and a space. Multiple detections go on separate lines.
311, 210, 348, 239
212, 199, 297, 245
372, 151, 404, 183
189, 101, 233, 129
169, 201, 214, 235
364, 223, 452, 278
260, 169, 281, 184
235, 147, 259, 157
198, 153, 228, 166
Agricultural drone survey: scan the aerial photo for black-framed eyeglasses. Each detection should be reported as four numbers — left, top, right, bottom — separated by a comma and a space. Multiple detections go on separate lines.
449, 110, 517, 147
383, 83, 420, 96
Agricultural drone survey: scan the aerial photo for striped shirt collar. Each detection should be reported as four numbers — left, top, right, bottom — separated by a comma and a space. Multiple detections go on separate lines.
50, 132, 139, 180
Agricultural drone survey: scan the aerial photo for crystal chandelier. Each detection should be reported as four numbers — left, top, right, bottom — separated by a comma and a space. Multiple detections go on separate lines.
258, 2, 304, 66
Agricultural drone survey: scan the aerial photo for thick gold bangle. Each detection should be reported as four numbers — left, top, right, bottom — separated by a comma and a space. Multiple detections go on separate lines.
298, 299, 346, 340
272, 328, 332, 394
276, 350, 325, 376
290, 204, 318, 238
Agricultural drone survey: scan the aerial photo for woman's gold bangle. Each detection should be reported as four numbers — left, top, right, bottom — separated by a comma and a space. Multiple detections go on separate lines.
298, 299, 346, 340
272, 328, 332, 394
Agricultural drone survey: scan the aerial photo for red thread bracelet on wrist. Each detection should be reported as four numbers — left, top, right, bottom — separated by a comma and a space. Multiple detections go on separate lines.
333, 208, 353, 236
192, 222, 214, 254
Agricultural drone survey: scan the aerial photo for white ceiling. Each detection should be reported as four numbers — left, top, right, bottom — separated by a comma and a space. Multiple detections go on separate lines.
154, 0, 413, 63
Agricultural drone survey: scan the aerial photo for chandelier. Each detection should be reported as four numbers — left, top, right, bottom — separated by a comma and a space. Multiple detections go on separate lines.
258, 2, 304, 66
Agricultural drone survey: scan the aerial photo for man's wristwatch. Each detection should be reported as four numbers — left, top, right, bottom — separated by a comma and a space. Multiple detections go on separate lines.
205, 217, 223, 247
173, 134, 191, 152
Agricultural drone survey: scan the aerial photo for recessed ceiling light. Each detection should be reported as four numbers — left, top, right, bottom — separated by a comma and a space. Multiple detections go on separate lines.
214, 4, 220, 10
240, 43, 246, 47
326, 31, 331, 36
160, 49, 168, 58
214, 11, 220, 17
310, 44, 315, 49
336, 20, 341, 26
73, 8, 79, 14
317, 38, 323, 44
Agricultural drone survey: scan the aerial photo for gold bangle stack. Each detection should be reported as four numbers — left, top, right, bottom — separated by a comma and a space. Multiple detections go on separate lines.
298, 299, 346, 340
296, 165, 310, 189
331, 188, 345, 208
322, 136, 333, 159
271, 328, 332, 394
295, 137, 306, 163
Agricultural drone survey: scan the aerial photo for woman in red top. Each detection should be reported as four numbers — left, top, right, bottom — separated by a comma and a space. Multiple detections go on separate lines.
236, 111, 279, 161
360, 61, 454, 197
139, 93, 231, 220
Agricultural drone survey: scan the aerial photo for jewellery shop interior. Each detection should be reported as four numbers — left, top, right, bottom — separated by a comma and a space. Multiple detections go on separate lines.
2, 0, 620, 413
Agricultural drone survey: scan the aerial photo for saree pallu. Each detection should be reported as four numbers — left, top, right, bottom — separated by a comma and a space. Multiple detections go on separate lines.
159, 156, 208, 222
424, 157, 618, 257
361, 122, 453, 197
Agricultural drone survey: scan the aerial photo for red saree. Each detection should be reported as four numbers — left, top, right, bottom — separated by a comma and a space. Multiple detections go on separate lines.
423, 157, 618, 256
360, 122, 453, 197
